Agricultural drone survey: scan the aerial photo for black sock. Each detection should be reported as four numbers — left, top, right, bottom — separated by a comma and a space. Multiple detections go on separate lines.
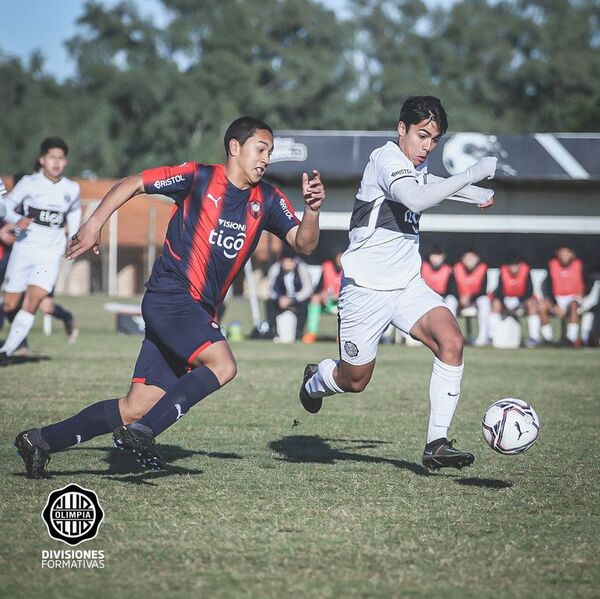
39, 399, 123, 452
52, 304, 73, 323
134, 366, 221, 436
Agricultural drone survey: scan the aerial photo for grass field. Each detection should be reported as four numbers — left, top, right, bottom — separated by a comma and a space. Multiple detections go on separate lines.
1, 295, 599, 598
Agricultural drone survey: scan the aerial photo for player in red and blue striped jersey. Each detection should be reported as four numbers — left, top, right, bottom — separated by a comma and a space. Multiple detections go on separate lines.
15, 116, 325, 478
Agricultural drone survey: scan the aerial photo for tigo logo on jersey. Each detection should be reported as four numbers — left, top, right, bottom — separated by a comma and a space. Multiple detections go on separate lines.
42, 484, 104, 546
209, 229, 246, 259
154, 174, 184, 190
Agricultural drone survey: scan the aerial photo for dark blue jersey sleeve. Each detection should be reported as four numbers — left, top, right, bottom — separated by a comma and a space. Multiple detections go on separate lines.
142, 162, 197, 205
264, 187, 301, 242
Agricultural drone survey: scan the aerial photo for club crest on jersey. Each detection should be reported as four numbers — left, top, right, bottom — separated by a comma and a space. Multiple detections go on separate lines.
247, 200, 263, 219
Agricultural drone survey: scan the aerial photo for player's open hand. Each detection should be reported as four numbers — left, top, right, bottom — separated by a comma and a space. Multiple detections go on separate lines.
66, 220, 101, 259
302, 170, 325, 213
479, 195, 495, 210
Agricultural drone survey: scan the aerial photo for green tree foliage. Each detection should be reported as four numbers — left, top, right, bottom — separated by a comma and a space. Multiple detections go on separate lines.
0, 0, 597, 176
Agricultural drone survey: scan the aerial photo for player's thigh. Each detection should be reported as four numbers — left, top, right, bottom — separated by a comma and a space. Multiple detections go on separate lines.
142, 291, 226, 363
21, 248, 61, 296
392, 277, 454, 341
337, 282, 393, 366
2, 248, 34, 295
119, 382, 166, 424
409, 305, 463, 362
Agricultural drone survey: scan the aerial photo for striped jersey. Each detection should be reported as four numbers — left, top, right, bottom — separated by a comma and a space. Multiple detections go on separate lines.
142, 162, 300, 313
341, 141, 427, 290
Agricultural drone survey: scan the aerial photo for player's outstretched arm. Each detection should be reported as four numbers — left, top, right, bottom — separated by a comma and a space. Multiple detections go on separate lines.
391, 157, 497, 213
66, 175, 144, 260
288, 170, 325, 255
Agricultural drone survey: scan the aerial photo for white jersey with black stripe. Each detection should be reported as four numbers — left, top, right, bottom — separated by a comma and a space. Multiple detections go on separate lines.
4, 172, 81, 251
341, 141, 426, 291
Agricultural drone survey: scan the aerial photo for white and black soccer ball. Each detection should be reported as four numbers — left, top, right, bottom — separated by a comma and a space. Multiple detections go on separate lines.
482, 398, 540, 454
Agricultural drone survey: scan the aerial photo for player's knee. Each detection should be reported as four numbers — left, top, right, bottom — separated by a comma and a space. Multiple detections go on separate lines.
209, 359, 237, 386
439, 332, 463, 362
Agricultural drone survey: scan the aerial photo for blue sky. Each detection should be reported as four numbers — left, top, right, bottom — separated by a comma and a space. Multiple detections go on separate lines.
0, 0, 449, 80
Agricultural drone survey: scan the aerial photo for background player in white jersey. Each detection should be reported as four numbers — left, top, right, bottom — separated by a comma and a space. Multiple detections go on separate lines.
0, 137, 81, 365
298, 96, 497, 470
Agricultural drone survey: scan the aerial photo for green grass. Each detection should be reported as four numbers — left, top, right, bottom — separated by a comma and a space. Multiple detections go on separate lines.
1, 295, 599, 598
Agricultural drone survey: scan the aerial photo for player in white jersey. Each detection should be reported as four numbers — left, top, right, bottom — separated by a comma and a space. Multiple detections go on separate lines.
0, 137, 81, 365
298, 96, 497, 470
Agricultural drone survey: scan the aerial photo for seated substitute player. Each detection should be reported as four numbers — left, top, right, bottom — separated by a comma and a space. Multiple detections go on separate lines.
453, 249, 491, 346
15, 116, 325, 479
302, 250, 343, 343
0, 138, 81, 364
298, 96, 497, 470
539, 246, 591, 346
421, 246, 459, 316
488, 255, 540, 347
265, 246, 313, 341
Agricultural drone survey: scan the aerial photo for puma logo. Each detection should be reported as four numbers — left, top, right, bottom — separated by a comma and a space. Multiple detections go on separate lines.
175, 404, 185, 420
514, 421, 528, 440
208, 193, 222, 207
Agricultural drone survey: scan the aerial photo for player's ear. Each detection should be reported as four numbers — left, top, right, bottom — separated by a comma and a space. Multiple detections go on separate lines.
228, 139, 240, 157
397, 121, 406, 137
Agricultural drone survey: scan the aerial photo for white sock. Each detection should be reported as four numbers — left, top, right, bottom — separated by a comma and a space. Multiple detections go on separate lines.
427, 357, 464, 444
475, 295, 491, 342
541, 323, 554, 341
527, 314, 541, 341
1, 310, 35, 356
581, 313, 593, 344
566, 322, 579, 343
305, 358, 344, 399
444, 295, 458, 316
488, 312, 502, 341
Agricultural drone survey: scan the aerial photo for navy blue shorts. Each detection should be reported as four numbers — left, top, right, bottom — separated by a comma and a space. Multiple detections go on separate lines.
132, 290, 226, 391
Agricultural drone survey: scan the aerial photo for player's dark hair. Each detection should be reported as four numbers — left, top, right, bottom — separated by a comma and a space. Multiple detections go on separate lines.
40, 137, 68, 156
224, 116, 273, 156
429, 245, 445, 256
398, 96, 448, 136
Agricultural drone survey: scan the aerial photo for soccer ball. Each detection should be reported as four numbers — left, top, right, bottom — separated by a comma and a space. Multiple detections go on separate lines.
482, 398, 540, 454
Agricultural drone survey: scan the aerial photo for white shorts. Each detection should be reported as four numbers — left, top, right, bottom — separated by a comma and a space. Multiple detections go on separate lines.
503, 296, 522, 312
555, 295, 582, 313
337, 276, 447, 365
2, 243, 62, 293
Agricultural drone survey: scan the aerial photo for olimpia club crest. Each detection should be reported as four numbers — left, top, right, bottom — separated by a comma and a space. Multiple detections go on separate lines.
42, 484, 104, 546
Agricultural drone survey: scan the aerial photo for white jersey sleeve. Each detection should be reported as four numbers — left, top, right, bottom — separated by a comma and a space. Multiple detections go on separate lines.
3, 178, 29, 224
389, 156, 497, 213
425, 173, 494, 205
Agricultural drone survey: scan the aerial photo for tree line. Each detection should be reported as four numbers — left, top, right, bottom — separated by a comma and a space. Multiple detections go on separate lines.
1, 0, 598, 177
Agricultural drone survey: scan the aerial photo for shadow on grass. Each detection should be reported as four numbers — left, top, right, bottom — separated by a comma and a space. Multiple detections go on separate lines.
13, 444, 242, 487
456, 477, 513, 490
269, 435, 429, 476
4, 355, 52, 366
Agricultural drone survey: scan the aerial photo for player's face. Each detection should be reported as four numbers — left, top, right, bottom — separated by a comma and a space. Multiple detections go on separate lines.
462, 252, 480, 270
40, 148, 67, 180
397, 119, 441, 166
235, 129, 274, 186
557, 247, 574, 265
280, 257, 295, 272
429, 252, 445, 268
